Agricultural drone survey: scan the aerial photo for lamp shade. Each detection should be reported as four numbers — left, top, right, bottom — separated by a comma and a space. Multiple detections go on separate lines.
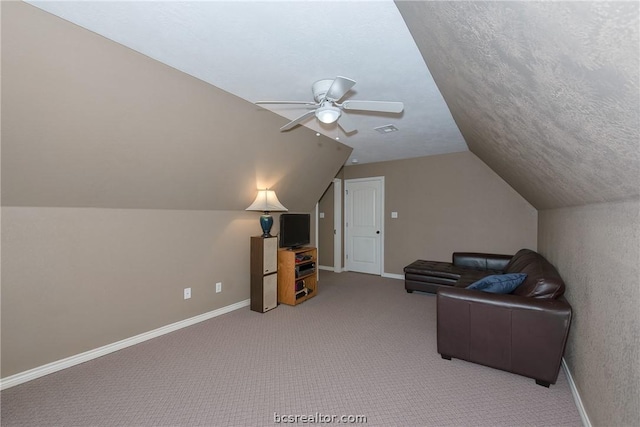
245, 190, 288, 213
315, 104, 341, 124
246, 189, 288, 237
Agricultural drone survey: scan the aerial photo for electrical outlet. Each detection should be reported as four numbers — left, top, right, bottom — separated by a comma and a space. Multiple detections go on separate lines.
184, 288, 191, 299
216, 282, 222, 293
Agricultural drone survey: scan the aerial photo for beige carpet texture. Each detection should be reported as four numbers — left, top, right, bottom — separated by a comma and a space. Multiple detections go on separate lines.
1, 271, 582, 426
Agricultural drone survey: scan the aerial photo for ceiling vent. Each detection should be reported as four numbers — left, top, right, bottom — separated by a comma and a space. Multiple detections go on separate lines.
374, 124, 399, 134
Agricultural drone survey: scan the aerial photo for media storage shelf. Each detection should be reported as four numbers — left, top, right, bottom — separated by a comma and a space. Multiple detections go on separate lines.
277, 246, 317, 306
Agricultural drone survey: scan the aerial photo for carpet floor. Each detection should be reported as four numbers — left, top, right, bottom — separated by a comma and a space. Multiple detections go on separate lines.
1, 271, 582, 426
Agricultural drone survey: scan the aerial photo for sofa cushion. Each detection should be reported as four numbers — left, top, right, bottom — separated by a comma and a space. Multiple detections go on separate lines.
467, 273, 528, 294
505, 249, 565, 299
452, 252, 512, 271
503, 249, 536, 274
454, 270, 499, 288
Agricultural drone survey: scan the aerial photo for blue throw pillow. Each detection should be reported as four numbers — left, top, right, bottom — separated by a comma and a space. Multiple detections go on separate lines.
467, 273, 527, 294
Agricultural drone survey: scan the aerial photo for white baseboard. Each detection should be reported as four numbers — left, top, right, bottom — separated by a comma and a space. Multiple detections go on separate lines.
562, 358, 592, 427
318, 265, 334, 272
327, 269, 403, 280
0, 299, 250, 390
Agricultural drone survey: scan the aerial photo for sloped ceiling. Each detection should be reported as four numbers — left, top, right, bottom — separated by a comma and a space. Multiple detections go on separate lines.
397, 1, 640, 209
24, 0, 468, 166
4, 1, 638, 212
1, 2, 352, 212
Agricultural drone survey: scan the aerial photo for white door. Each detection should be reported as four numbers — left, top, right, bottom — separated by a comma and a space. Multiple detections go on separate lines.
345, 177, 383, 275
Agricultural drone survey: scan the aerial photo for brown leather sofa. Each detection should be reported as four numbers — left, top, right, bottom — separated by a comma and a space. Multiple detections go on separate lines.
406, 249, 572, 386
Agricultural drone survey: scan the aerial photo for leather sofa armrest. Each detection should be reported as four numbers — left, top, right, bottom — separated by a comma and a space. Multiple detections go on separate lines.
436, 287, 572, 385
452, 252, 512, 271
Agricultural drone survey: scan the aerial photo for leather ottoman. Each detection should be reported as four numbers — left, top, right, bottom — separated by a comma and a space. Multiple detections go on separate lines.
404, 253, 511, 294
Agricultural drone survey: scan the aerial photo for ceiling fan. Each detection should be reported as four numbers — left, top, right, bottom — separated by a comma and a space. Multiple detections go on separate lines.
255, 76, 404, 133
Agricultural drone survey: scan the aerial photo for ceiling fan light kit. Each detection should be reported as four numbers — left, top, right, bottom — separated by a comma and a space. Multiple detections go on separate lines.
315, 103, 341, 124
255, 76, 404, 133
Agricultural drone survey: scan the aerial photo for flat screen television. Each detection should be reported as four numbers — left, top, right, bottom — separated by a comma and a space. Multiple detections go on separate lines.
279, 213, 310, 249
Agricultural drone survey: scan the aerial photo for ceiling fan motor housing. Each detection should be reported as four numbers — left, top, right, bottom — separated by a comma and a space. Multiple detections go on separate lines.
312, 79, 336, 102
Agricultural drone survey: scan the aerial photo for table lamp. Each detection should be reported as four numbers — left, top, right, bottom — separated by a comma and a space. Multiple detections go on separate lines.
246, 189, 288, 237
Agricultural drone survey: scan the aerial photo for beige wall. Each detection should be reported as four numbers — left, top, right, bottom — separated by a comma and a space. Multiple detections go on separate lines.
317, 182, 335, 267
0, 207, 282, 377
342, 152, 537, 274
1, 206, 318, 378
2, 2, 350, 213
538, 200, 640, 427
0, 2, 345, 378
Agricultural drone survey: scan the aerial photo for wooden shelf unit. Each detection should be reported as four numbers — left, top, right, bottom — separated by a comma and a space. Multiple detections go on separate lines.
277, 246, 317, 305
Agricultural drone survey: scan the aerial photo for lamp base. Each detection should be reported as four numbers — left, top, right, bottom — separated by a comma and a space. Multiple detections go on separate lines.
259, 213, 274, 238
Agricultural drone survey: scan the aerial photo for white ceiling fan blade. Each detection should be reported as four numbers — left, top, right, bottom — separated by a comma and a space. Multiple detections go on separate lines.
337, 113, 357, 134
342, 100, 404, 113
280, 110, 316, 131
325, 76, 356, 102
256, 101, 318, 106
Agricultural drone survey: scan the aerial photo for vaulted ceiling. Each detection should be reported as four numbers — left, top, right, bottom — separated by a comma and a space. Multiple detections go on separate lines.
2, 1, 638, 211
396, 1, 639, 209
23, 0, 468, 166
1, 2, 351, 212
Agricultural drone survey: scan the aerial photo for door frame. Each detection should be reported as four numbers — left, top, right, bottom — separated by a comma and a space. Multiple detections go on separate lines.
333, 178, 342, 273
316, 178, 343, 274
344, 176, 385, 275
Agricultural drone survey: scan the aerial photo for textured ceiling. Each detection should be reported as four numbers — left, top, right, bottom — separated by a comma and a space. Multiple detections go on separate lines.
397, 1, 640, 209
26, 0, 468, 165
